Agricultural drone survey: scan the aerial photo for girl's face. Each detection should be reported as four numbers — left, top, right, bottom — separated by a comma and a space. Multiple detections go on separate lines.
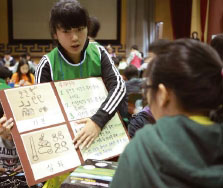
146, 87, 159, 120
146, 80, 163, 120
20, 64, 29, 74
192, 33, 197, 38
54, 26, 88, 59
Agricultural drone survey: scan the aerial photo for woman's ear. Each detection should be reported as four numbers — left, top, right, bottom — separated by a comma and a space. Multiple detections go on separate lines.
156, 83, 170, 107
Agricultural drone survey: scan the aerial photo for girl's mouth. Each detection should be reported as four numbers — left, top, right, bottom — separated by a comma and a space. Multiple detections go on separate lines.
71, 44, 80, 50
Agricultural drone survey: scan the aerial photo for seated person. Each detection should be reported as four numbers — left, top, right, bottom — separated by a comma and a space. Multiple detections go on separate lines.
191, 31, 200, 41
0, 66, 12, 89
210, 33, 223, 61
0, 117, 43, 188
123, 65, 142, 95
118, 55, 127, 71
10, 53, 37, 74
0, 55, 4, 67
110, 39, 223, 187
0, 68, 42, 187
88, 16, 100, 42
11, 58, 35, 86
2, 50, 16, 69
140, 39, 170, 78
0, 66, 13, 117
126, 45, 142, 69
128, 106, 155, 138
0, 117, 20, 174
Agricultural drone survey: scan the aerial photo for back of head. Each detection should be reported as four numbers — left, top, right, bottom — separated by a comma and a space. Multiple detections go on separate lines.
131, 45, 139, 51
20, 53, 27, 59
210, 34, 223, 61
49, 0, 89, 38
149, 39, 170, 54
88, 16, 100, 38
124, 65, 139, 80
146, 39, 223, 122
0, 66, 12, 79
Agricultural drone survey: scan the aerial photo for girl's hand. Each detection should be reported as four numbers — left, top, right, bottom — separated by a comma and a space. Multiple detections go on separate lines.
23, 81, 30, 86
14, 165, 23, 172
0, 167, 5, 172
0, 116, 14, 139
73, 118, 101, 149
19, 80, 25, 86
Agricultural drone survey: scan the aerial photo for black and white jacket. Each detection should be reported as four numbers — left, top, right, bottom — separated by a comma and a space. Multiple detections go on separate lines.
35, 40, 127, 129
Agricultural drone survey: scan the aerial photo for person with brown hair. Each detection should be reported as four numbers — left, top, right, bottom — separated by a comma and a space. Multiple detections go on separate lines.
210, 33, 223, 61
11, 58, 35, 86
111, 39, 223, 188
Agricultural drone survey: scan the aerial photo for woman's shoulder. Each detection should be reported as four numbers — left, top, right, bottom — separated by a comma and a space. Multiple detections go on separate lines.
12, 72, 18, 76
132, 115, 187, 139
30, 72, 34, 76
11, 72, 18, 78
30, 73, 35, 78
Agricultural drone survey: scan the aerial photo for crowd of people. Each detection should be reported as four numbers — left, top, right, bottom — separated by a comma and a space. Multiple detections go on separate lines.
0, 0, 223, 187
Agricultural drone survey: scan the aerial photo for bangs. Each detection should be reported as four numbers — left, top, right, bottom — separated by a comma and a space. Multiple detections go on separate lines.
56, 7, 88, 29
50, 1, 89, 33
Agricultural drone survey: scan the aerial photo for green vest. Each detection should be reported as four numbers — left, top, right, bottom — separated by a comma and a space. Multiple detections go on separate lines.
46, 42, 101, 81
0, 79, 10, 90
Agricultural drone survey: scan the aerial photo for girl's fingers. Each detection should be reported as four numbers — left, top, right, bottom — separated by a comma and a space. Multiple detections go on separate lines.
74, 133, 88, 149
0, 116, 6, 124
73, 129, 84, 142
75, 118, 88, 124
3, 118, 14, 129
80, 135, 93, 149
86, 137, 95, 148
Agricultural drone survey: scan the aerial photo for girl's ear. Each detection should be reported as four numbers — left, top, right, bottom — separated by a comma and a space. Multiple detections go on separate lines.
53, 33, 58, 40
156, 83, 170, 107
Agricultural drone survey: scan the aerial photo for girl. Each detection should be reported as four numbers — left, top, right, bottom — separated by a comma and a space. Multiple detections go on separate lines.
11, 58, 35, 86
110, 39, 223, 188
3, 1, 126, 187
35, 0, 126, 150
127, 45, 142, 69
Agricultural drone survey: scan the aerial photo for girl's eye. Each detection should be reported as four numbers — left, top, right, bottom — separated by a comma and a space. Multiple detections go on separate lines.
78, 27, 84, 32
63, 30, 70, 33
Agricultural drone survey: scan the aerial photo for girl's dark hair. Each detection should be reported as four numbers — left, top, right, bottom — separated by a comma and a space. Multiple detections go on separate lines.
210, 34, 223, 61
0, 66, 12, 79
88, 16, 100, 38
17, 58, 32, 83
124, 65, 139, 80
192, 31, 198, 36
131, 45, 139, 51
49, 0, 89, 38
145, 39, 223, 122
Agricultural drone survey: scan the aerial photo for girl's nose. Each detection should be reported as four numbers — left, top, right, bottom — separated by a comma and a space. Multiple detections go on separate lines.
71, 31, 78, 41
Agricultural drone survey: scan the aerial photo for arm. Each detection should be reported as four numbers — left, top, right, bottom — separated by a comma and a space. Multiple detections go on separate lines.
30, 74, 35, 85
35, 56, 53, 83
10, 73, 18, 84
91, 47, 126, 128
74, 47, 126, 149
0, 116, 14, 140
